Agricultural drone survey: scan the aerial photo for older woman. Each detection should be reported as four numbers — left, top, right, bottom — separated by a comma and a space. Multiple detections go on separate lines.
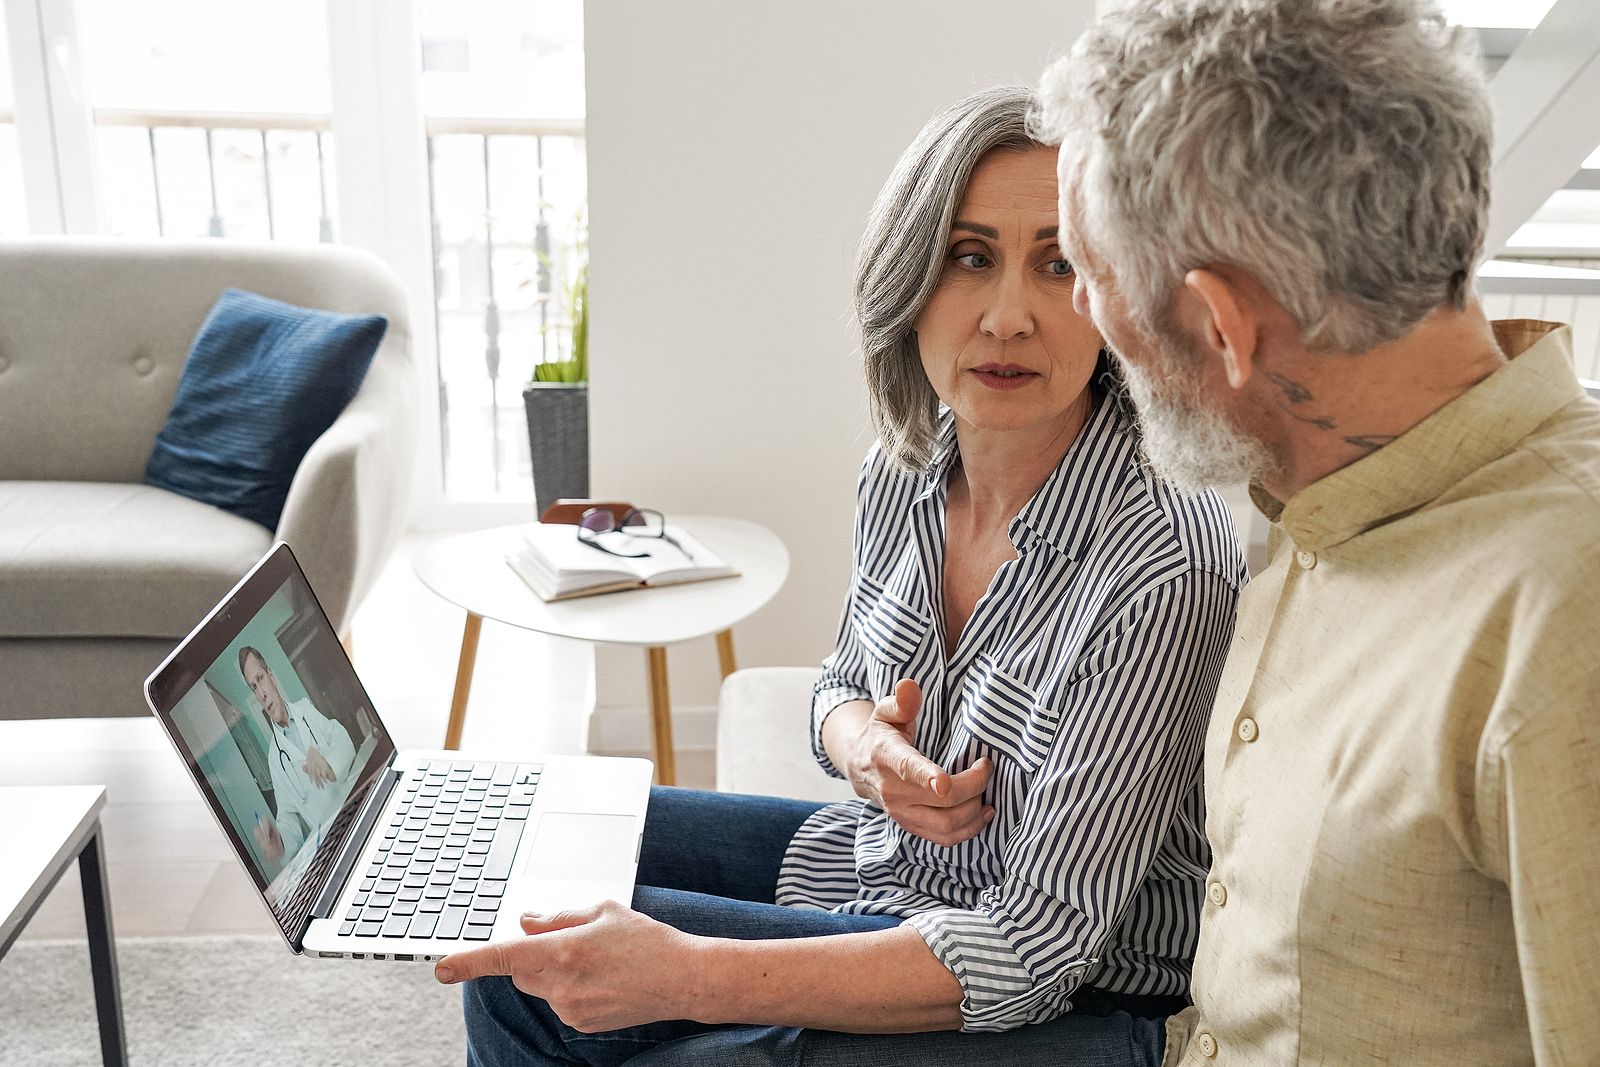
438, 87, 1244, 1067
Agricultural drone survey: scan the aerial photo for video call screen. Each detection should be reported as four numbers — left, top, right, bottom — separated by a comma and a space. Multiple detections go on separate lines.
151, 550, 395, 943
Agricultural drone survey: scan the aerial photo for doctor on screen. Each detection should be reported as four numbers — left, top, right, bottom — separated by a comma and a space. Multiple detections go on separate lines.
237, 645, 357, 863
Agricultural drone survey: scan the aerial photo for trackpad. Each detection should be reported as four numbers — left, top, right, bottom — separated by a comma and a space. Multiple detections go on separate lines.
524, 812, 638, 882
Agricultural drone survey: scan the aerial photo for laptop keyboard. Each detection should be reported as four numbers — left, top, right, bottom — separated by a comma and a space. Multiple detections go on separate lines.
339, 760, 541, 943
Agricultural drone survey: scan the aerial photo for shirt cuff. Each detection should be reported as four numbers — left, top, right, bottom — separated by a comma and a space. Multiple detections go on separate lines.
810, 684, 869, 779
905, 907, 1090, 1032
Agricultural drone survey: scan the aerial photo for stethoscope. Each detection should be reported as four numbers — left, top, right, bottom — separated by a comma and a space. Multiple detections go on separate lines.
268, 708, 327, 800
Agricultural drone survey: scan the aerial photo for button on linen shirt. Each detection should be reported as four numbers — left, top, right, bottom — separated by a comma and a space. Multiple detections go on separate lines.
777, 396, 1246, 1032
1165, 321, 1600, 1065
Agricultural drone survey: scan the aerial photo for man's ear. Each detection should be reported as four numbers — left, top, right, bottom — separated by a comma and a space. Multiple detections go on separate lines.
1182, 268, 1258, 391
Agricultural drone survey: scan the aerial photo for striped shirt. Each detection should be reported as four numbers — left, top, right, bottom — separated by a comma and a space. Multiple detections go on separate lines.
776, 396, 1246, 1032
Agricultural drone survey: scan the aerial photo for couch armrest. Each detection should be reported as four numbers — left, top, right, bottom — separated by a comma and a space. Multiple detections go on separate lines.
716, 667, 858, 803
274, 329, 417, 635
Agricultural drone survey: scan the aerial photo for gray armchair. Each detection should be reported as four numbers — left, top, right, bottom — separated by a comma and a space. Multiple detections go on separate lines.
0, 238, 417, 720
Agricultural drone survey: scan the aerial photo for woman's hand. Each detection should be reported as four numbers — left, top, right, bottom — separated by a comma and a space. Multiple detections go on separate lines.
435, 900, 702, 1032
840, 679, 994, 847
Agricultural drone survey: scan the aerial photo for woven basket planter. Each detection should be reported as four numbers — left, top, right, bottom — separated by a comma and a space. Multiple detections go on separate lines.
522, 382, 589, 516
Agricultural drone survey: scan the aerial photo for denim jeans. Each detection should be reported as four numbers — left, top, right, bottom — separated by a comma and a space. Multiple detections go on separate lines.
462, 787, 1167, 1067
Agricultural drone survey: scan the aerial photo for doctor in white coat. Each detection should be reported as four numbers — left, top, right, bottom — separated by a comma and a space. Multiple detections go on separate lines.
238, 645, 358, 862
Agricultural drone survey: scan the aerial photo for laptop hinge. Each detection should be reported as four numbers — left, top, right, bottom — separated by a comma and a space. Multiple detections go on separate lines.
310, 765, 401, 922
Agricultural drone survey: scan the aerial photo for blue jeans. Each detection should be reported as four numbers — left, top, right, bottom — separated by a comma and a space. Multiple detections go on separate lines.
462, 787, 1167, 1067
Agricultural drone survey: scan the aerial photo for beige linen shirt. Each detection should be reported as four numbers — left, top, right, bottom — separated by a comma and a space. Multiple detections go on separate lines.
1166, 321, 1600, 1066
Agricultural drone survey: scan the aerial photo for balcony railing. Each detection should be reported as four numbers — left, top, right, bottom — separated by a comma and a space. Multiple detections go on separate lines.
26, 108, 588, 500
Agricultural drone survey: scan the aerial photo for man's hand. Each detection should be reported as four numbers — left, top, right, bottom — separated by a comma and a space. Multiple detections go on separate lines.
302, 746, 337, 788
844, 679, 993, 847
434, 900, 700, 1032
253, 818, 285, 862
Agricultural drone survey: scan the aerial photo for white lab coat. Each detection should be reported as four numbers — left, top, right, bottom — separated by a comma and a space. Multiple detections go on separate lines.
265, 696, 357, 857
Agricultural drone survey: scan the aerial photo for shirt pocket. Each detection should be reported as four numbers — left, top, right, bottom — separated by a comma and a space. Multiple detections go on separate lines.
959, 652, 1062, 773
850, 570, 931, 668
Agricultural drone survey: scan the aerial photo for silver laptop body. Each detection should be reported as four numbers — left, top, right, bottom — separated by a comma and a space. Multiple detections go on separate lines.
144, 542, 651, 962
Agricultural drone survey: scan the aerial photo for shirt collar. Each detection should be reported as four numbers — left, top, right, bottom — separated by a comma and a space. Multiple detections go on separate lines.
1252, 320, 1584, 551
919, 392, 1137, 561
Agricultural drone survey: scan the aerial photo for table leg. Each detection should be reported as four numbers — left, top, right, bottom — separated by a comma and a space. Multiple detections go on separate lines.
444, 612, 483, 750
715, 629, 737, 680
78, 829, 128, 1067
646, 646, 676, 786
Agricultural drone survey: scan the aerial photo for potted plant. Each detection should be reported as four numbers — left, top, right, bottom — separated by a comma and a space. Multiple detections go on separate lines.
523, 232, 589, 516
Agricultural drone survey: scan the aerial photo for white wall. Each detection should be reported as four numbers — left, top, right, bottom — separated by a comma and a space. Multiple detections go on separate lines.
582, 2, 1100, 749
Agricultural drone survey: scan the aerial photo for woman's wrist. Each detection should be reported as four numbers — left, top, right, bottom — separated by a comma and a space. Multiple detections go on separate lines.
679, 933, 732, 1024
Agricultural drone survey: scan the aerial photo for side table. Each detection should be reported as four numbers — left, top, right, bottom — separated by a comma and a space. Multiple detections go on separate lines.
414, 516, 789, 785
0, 785, 127, 1066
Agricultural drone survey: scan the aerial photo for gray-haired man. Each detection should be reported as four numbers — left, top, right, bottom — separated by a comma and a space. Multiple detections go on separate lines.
1039, 0, 1600, 1063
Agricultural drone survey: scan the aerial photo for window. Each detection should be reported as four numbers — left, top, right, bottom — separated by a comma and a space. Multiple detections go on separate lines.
77, 0, 334, 241
417, 0, 587, 500
0, 16, 26, 233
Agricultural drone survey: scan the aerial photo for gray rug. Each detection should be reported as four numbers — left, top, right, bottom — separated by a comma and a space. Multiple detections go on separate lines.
0, 935, 466, 1066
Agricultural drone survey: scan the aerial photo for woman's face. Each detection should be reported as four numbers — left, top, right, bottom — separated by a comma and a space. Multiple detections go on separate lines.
913, 146, 1102, 439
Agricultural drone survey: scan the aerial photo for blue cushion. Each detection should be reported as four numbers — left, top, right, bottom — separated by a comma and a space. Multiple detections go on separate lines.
144, 289, 388, 529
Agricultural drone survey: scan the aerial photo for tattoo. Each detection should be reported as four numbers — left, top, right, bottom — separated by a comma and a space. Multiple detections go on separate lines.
1344, 433, 1398, 451
1265, 371, 1314, 405
1278, 404, 1338, 431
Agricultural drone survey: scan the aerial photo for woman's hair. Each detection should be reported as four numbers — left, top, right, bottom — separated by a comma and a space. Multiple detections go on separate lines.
1034, 0, 1491, 354
855, 86, 1045, 474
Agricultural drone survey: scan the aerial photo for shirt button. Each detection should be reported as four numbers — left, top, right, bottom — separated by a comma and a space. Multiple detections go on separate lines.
133, 355, 155, 376
1296, 549, 1317, 569
1198, 1031, 1218, 1058
1207, 881, 1227, 907
1237, 717, 1258, 742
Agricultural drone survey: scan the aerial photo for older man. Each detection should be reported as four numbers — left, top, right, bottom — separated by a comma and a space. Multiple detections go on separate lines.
1039, 0, 1600, 1064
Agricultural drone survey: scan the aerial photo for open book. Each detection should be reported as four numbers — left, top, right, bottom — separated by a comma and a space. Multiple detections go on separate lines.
506, 521, 739, 602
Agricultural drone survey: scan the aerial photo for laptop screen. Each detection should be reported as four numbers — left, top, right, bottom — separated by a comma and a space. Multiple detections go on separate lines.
146, 544, 397, 947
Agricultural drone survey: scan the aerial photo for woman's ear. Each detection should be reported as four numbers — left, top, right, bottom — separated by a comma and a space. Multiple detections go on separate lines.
1183, 268, 1258, 390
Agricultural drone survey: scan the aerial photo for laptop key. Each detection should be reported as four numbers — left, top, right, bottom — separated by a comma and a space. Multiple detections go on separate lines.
339, 921, 357, 937
356, 920, 383, 937
420, 898, 445, 913
345, 905, 364, 921
353, 893, 369, 907
381, 915, 413, 938
506, 804, 531, 820
484, 820, 526, 880
399, 887, 424, 903
463, 924, 494, 941
393, 901, 418, 916
409, 912, 439, 938
424, 885, 450, 899
469, 907, 499, 926
448, 890, 475, 907
479, 880, 507, 898
437, 907, 469, 939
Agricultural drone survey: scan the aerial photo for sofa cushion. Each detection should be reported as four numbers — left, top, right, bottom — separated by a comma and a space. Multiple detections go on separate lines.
716, 667, 858, 803
143, 288, 387, 529
0, 481, 273, 638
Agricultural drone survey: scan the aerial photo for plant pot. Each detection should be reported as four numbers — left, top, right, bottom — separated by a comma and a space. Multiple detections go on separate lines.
522, 382, 589, 516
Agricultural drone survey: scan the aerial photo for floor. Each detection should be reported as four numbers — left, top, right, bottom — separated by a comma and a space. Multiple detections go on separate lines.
0, 532, 714, 943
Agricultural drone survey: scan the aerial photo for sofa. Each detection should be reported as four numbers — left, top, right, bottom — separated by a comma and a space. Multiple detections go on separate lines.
716, 667, 854, 801
0, 238, 418, 721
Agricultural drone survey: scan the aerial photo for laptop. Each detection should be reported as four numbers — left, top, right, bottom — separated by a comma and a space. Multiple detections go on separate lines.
144, 542, 652, 962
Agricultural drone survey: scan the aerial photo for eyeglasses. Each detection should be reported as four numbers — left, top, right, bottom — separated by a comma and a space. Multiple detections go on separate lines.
577, 507, 689, 560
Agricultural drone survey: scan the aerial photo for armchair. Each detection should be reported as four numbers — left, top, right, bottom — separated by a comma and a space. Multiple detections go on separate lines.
0, 238, 417, 720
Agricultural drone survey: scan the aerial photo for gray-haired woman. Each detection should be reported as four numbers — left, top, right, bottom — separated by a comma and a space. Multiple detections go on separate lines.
438, 86, 1244, 1067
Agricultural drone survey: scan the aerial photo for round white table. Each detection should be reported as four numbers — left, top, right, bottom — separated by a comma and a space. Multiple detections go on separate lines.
413, 516, 789, 785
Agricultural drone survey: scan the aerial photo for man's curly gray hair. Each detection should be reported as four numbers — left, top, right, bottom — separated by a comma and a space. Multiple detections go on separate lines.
1034, 0, 1492, 354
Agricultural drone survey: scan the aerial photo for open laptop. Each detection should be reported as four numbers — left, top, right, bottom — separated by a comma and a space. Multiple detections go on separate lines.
144, 542, 652, 962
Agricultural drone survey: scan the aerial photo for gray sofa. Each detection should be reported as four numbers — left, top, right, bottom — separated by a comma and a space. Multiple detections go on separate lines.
0, 238, 418, 720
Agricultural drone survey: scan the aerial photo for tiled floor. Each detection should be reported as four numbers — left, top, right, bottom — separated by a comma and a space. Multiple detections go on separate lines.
1, 532, 713, 942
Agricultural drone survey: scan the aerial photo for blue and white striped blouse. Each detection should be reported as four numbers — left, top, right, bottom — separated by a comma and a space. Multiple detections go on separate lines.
775, 396, 1245, 1032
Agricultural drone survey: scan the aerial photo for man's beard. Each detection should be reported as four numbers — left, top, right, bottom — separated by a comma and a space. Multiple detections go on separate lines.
1109, 330, 1276, 495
